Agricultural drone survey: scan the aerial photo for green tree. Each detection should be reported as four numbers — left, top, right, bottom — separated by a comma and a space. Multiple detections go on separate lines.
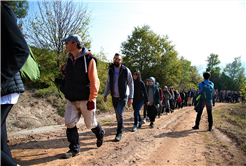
206, 53, 221, 72
223, 56, 245, 91
24, 0, 91, 68
7, 1, 29, 18
121, 25, 182, 88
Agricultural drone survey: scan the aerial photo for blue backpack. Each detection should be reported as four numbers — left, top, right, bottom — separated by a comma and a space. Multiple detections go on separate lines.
200, 81, 214, 101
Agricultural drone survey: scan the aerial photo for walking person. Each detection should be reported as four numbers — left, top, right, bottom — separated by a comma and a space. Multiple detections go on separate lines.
188, 88, 194, 106
180, 89, 185, 109
143, 79, 149, 123
1, 2, 30, 165
169, 86, 175, 112
58, 34, 105, 159
132, 70, 149, 132
104, 53, 134, 141
163, 86, 172, 115
156, 82, 163, 118
192, 72, 214, 131
146, 77, 160, 128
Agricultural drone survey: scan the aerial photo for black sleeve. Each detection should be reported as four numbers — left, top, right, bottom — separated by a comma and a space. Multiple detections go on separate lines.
141, 81, 149, 104
1, 2, 29, 83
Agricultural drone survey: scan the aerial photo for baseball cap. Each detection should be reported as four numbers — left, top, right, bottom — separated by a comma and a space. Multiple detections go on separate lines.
61, 34, 83, 45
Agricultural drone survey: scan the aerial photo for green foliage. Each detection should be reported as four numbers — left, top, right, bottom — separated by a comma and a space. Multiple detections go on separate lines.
206, 55, 246, 91
121, 25, 202, 90
28, 46, 60, 88
24, 0, 91, 68
7, 1, 29, 19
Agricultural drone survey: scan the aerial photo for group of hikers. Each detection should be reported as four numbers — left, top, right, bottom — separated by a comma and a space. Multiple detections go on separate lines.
1, 2, 244, 164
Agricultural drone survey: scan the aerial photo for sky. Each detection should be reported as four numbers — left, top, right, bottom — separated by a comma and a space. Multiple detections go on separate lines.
28, 1, 246, 72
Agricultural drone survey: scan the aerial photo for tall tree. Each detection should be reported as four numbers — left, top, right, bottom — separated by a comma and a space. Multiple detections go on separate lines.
206, 53, 221, 72
24, 0, 91, 68
224, 56, 245, 91
121, 25, 182, 87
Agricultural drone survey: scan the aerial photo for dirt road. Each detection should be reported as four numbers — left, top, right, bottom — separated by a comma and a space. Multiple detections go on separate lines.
8, 103, 246, 166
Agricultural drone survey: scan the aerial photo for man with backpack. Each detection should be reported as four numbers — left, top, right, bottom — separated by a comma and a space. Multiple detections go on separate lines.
192, 71, 214, 131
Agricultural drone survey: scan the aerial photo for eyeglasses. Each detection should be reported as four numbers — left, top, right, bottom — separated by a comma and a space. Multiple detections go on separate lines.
113, 58, 121, 62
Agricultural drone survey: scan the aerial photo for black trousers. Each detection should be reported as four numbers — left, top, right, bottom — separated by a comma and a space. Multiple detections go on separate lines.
195, 100, 213, 128
147, 105, 157, 122
1, 104, 17, 166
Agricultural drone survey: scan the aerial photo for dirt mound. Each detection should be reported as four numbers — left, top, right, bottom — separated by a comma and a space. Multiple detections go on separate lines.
6, 90, 64, 133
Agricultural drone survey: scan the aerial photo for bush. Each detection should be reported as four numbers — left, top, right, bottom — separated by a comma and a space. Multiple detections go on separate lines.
96, 94, 114, 112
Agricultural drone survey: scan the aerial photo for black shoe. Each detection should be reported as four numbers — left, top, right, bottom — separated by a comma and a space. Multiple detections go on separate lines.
63, 150, 80, 159
208, 128, 214, 131
192, 126, 199, 130
115, 133, 122, 141
97, 130, 105, 147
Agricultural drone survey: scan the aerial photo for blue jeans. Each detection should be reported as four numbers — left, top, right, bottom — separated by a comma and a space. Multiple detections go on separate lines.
112, 97, 128, 134
133, 100, 144, 125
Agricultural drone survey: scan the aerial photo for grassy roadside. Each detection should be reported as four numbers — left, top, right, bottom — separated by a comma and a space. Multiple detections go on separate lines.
212, 103, 246, 151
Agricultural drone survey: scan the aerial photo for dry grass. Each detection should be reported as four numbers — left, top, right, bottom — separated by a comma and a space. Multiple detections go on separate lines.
213, 104, 246, 151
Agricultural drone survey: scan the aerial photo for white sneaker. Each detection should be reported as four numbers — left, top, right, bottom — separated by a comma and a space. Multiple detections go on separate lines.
166, 112, 169, 115
143, 118, 146, 124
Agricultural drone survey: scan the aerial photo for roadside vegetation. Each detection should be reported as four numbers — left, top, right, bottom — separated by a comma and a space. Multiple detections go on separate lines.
213, 104, 246, 151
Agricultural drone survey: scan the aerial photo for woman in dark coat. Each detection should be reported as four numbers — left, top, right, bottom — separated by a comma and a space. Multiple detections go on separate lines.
132, 70, 149, 131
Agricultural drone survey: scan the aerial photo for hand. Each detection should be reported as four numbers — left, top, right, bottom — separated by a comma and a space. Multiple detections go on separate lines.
157, 104, 160, 108
160, 101, 163, 105
87, 101, 95, 111
127, 98, 133, 107
104, 96, 107, 102
146, 102, 149, 106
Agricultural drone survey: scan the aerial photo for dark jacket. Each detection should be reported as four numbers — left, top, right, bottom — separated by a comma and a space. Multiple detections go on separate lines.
163, 90, 171, 107
1, 2, 29, 96
62, 48, 97, 101
133, 80, 149, 104
109, 64, 128, 100
147, 85, 160, 109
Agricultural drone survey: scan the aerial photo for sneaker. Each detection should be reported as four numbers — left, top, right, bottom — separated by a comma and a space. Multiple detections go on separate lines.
115, 133, 122, 141
132, 125, 137, 132
208, 127, 214, 131
138, 121, 143, 128
147, 117, 150, 121
143, 118, 146, 124
160, 113, 163, 116
150, 122, 154, 128
192, 126, 199, 130
158, 115, 161, 118
166, 112, 169, 115
63, 150, 80, 159
97, 130, 105, 147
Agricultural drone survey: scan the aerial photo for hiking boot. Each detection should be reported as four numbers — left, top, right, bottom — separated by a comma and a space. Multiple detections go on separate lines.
63, 150, 80, 159
192, 126, 199, 130
115, 133, 122, 141
132, 125, 137, 132
150, 122, 154, 128
97, 130, 105, 147
138, 121, 143, 128
143, 118, 146, 124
